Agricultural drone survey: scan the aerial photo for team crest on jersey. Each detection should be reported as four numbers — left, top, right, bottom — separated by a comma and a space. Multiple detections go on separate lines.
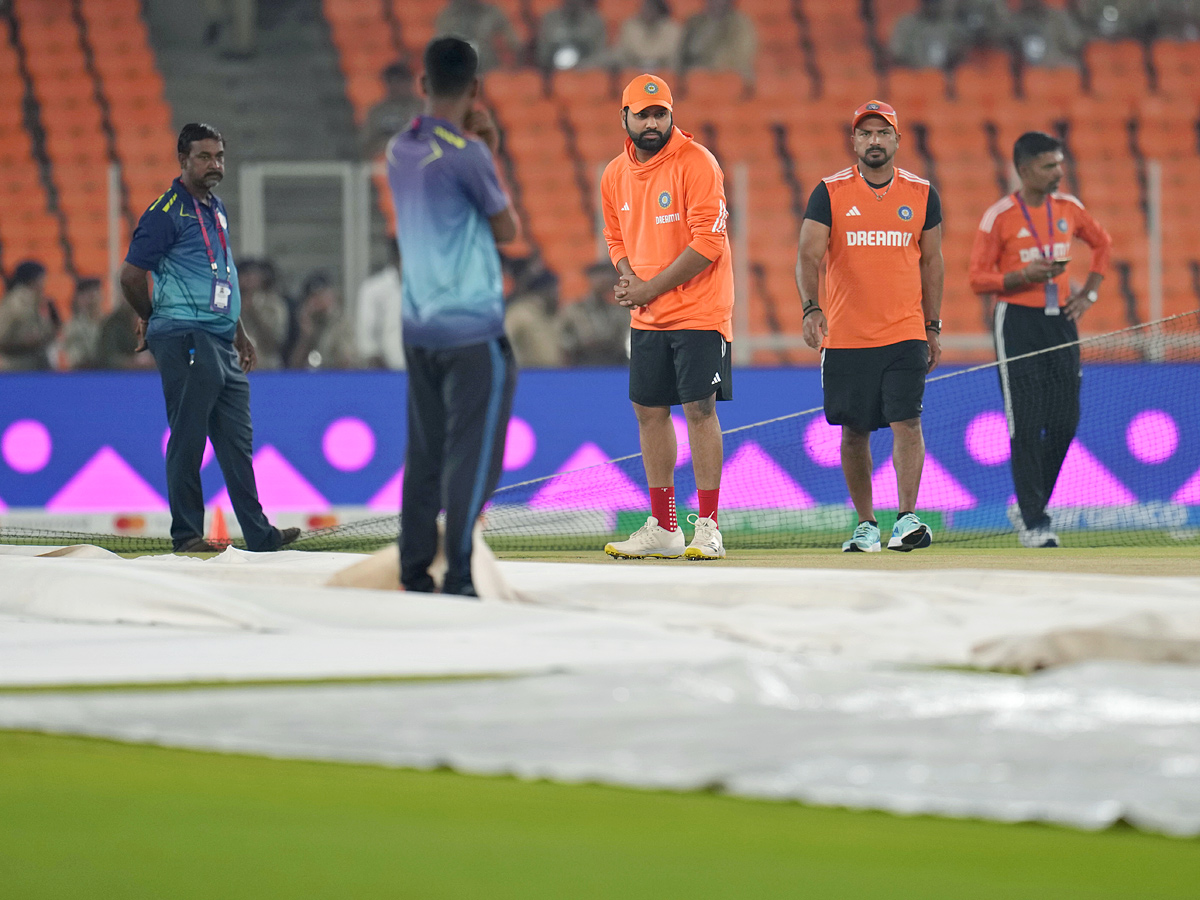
1058, 218, 1069, 233
658, 191, 672, 209
645, 82, 659, 94
897, 205, 913, 221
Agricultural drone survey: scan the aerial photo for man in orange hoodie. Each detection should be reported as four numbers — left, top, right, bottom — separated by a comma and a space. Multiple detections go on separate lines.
600, 73, 735, 561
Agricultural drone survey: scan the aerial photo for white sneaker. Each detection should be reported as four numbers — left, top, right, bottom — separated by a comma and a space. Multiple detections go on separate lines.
1019, 526, 1060, 548
604, 516, 685, 559
684, 514, 725, 560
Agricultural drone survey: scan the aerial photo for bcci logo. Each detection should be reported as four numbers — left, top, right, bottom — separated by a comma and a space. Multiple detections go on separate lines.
897, 205, 913, 221
658, 191, 672, 209
645, 82, 659, 94
1057, 218, 1069, 233
866, 102, 880, 110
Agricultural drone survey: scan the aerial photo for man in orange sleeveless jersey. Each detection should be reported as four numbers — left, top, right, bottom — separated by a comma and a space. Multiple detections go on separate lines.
969, 131, 1111, 549
797, 100, 944, 553
600, 73, 735, 561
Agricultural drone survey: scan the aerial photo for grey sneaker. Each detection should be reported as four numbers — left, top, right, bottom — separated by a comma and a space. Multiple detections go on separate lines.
842, 520, 881, 553
888, 512, 931, 551
1019, 526, 1060, 548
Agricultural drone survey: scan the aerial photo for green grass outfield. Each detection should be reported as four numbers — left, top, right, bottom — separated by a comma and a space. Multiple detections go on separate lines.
496, 544, 1200, 576
2, 730, 1197, 899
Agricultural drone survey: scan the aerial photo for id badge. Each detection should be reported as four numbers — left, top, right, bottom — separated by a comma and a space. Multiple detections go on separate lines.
210, 279, 232, 314
1043, 280, 1060, 316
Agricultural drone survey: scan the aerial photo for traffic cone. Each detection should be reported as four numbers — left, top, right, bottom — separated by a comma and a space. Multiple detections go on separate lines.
207, 506, 230, 547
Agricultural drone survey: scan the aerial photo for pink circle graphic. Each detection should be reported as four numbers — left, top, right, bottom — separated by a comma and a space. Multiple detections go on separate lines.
503, 416, 537, 471
162, 428, 214, 468
672, 413, 691, 467
965, 412, 1011, 465
323, 417, 376, 472
2, 419, 52, 473
803, 416, 841, 468
1126, 409, 1178, 464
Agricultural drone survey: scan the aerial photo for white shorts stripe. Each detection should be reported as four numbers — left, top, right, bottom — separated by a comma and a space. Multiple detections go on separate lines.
993, 301, 1016, 439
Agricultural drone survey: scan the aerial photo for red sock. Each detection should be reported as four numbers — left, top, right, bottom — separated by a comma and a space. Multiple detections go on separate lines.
697, 489, 719, 526
650, 487, 677, 531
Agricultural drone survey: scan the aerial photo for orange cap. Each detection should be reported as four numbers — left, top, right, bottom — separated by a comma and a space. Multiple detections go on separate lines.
852, 100, 899, 132
622, 74, 674, 114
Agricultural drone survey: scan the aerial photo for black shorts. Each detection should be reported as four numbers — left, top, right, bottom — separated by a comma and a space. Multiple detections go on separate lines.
629, 329, 733, 407
822, 339, 928, 432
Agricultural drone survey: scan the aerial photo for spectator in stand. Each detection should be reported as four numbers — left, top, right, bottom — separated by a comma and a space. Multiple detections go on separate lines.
611, 0, 682, 73
0, 261, 56, 371
505, 262, 563, 368
1156, 0, 1200, 39
1074, 0, 1154, 40
558, 260, 630, 366
679, 0, 756, 89
434, 0, 523, 72
95, 301, 155, 370
362, 62, 422, 159
59, 277, 104, 370
238, 259, 290, 369
952, 0, 1011, 50
203, 0, 256, 58
1009, 0, 1086, 67
286, 272, 357, 369
890, 0, 966, 69
537, 0, 608, 71
355, 239, 404, 369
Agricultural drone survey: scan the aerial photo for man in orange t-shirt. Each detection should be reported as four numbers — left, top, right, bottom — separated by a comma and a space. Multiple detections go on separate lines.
600, 73, 735, 561
969, 130, 1112, 549
796, 100, 944, 553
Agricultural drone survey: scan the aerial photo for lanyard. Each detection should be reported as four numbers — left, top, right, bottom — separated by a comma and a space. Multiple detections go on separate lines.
191, 195, 230, 280
1013, 191, 1055, 260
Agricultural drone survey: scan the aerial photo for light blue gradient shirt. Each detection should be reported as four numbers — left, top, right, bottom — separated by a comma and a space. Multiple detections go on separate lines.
126, 178, 240, 341
387, 116, 509, 349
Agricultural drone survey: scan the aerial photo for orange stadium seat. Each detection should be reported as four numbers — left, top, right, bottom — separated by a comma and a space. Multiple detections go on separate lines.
1152, 41, 1200, 102
1084, 40, 1149, 108
1020, 65, 1083, 107
950, 51, 1016, 108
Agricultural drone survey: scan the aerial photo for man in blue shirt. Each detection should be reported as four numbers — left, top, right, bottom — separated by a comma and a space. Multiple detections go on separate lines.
388, 37, 519, 596
120, 123, 299, 554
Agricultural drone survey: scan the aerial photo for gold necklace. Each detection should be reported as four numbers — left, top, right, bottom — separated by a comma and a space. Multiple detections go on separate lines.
859, 169, 894, 201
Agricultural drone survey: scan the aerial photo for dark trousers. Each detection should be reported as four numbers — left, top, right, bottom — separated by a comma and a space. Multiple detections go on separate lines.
148, 329, 280, 552
993, 302, 1081, 530
401, 337, 516, 594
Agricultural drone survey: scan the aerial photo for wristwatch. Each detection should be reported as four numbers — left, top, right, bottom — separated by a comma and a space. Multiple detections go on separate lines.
1085, 289, 1098, 303
924, 319, 942, 333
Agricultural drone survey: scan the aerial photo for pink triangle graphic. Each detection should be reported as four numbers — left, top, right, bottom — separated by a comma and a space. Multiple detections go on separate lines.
685, 441, 815, 509
530, 442, 649, 511
207, 445, 330, 512
368, 466, 404, 511
1048, 442, 1137, 507
46, 446, 168, 512
868, 454, 977, 511
1171, 466, 1200, 505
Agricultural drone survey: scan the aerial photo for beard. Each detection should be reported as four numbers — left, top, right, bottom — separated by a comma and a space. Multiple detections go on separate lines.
628, 125, 670, 155
859, 147, 892, 169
